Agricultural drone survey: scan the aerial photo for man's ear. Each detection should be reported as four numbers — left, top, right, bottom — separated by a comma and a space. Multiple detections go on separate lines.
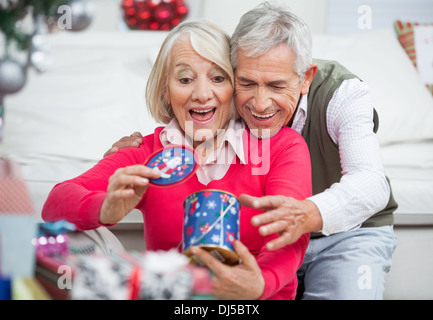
300, 63, 318, 95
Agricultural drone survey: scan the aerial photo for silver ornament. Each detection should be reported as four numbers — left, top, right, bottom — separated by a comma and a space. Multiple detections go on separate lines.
0, 58, 27, 95
29, 15, 53, 73
65, 0, 94, 32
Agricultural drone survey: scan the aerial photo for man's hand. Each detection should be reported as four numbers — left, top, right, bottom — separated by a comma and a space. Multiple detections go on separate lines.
240, 194, 323, 250
190, 241, 265, 300
103, 132, 143, 158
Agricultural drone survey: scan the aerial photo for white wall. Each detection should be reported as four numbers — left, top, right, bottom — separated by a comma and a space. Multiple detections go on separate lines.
327, 0, 433, 34
193, 0, 328, 35
85, 0, 329, 35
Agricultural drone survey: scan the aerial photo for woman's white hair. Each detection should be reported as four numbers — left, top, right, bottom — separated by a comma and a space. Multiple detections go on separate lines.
231, 1, 312, 80
146, 20, 235, 124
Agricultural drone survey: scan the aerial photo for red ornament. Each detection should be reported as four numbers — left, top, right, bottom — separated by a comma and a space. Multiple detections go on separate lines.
154, 3, 174, 24
121, 0, 189, 31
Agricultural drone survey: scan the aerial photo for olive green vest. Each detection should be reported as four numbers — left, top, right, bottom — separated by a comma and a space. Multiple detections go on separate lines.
300, 59, 397, 235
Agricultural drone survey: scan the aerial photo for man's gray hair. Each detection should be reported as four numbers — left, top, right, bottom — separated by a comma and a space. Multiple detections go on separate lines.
231, 1, 312, 79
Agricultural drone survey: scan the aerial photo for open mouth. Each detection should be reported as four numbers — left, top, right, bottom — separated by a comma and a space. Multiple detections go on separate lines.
251, 110, 277, 121
189, 107, 217, 124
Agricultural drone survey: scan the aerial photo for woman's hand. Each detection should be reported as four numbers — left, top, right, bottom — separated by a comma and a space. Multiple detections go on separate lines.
99, 165, 160, 225
190, 241, 265, 300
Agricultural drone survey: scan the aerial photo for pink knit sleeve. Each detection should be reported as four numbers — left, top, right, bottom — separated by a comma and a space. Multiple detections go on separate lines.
42, 145, 149, 230
258, 233, 310, 299
256, 128, 312, 299
42, 182, 108, 230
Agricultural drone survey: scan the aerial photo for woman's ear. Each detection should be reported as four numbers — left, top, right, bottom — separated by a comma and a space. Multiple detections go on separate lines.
300, 63, 318, 95
162, 83, 170, 106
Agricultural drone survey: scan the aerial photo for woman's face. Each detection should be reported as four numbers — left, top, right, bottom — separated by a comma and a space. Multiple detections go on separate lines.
166, 38, 234, 149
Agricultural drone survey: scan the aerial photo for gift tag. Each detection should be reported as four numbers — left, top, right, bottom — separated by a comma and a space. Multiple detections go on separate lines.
145, 145, 199, 187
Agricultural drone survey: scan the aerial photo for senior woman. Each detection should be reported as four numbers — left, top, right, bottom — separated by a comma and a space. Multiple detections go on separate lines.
42, 21, 311, 300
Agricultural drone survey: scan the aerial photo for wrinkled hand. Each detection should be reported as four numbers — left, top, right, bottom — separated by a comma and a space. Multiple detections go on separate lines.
99, 165, 160, 225
190, 241, 265, 300
103, 132, 143, 158
240, 194, 322, 250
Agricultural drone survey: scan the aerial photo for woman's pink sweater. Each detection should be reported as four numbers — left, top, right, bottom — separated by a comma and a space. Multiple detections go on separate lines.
42, 126, 312, 299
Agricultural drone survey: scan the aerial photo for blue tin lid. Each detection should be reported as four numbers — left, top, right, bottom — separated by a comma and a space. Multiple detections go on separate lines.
145, 145, 199, 187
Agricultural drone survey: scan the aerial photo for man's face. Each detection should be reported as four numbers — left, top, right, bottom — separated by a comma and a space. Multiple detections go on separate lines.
234, 44, 313, 138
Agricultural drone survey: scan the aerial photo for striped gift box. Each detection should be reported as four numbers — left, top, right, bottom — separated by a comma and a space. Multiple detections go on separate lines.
394, 20, 433, 96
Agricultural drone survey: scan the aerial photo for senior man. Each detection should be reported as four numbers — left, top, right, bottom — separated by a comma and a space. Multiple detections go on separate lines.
107, 2, 397, 300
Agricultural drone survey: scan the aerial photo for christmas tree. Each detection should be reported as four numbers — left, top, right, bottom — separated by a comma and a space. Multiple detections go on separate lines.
0, 0, 92, 141
0, 0, 64, 51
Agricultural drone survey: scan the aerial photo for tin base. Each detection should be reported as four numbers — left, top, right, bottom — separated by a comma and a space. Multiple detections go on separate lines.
184, 245, 240, 266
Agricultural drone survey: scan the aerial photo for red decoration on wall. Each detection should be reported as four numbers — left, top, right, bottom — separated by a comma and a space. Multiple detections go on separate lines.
121, 0, 189, 31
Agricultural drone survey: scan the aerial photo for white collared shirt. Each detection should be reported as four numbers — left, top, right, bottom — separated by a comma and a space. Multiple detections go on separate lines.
291, 78, 390, 235
159, 118, 246, 185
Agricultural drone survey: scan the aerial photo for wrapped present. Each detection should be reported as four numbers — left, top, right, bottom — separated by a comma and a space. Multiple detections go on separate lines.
0, 158, 35, 214
71, 250, 213, 300
35, 247, 213, 300
0, 158, 37, 278
35, 220, 77, 258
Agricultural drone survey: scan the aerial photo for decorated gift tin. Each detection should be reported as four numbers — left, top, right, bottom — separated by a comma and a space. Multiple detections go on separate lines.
182, 190, 241, 266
